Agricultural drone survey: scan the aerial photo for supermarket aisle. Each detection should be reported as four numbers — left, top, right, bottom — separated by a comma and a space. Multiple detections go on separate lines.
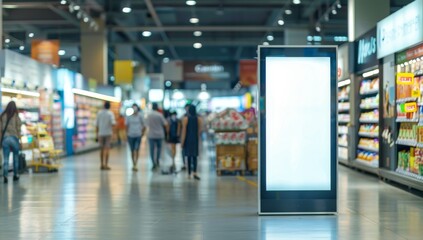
1, 144, 423, 240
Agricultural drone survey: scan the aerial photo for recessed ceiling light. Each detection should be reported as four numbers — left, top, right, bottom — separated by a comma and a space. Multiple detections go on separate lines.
58, 50, 66, 56
332, 9, 337, 15
28, 32, 34, 38
163, 57, 170, 63
157, 49, 165, 55
263, 42, 269, 46
293, 0, 301, 4
285, 9, 292, 15
278, 19, 285, 26
142, 31, 152, 37
190, 17, 199, 24
60, 0, 67, 5
193, 31, 202, 37
19, 46, 25, 51
316, 26, 321, 32
337, 1, 342, 9
83, 17, 89, 23
186, 0, 196, 6
71, 56, 77, 62
193, 42, 202, 49
73, 5, 80, 10
122, 7, 132, 13
5, 39, 10, 43
267, 35, 274, 41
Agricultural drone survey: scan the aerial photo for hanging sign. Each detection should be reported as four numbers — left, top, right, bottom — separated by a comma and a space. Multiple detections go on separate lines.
405, 102, 418, 113
31, 40, 60, 66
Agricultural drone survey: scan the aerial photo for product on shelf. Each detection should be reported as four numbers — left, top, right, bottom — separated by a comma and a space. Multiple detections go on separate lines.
338, 126, 348, 135
359, 124, 379, 135
338, 147, 348, 160
360, 95, 379, 109
338, 134, 348, 146
360, 78, 379, 94
338, 114, 350, 122
358, 138, 379, 150
357, 150, 379, 162
396, 103, 419, 121
338, 102, 350, 111
215, 132, 247, 145
359, 110, 379, 122
397, 123, 417, 145
338, 86, 350, 100
211, 109, 249, 130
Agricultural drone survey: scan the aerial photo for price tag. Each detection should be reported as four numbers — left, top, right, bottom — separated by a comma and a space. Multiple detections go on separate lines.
405, 102, 418, 113
396, 73, 415, 85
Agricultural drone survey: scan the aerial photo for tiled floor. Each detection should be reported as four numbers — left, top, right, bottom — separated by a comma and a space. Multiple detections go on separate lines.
1, 143, 423, 240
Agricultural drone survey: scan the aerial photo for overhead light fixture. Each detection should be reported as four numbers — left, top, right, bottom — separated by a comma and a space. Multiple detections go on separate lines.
293, 0, 301, 4
58, 49, 66, 56
278, 19, 285, 26
83, 17, 89, 23
163, 57, 170, 63
267, 35, 274, 41
172, 91, 185, 100
73, 4, 80, 11
193, 31, 202, 37
28, 32, 34, 38
186, 0, 196, 6
324, 13, 330, 22
72, 89, 120, 102
337, 1, 342, 9
142, 31, 152, 37
76, 11, 82, 19
190, 17, 199, 24
315, 24, 321, 32
362, 69, 379, 78
19, 46, 25, 51
263, 42, 269, 46
60, 0, 67, 5
198, 91, 210, 101
332, 8, 337, 15
193, 42, 202, 49
122, 7, 132, 13
5, 39, 10, 43
71, 56, 77, 62
1, 87, 40, 97
285, 9, 292, 15
157, 49, 165, 55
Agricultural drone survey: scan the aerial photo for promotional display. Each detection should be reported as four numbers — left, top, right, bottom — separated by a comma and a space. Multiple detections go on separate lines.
259, 46, 337, 214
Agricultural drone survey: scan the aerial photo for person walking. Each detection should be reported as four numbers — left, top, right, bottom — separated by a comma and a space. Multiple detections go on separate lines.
126, 104, 145, 172
146, 103, 168, 170
0, 101, 22, 183
180, 104, 202, 180
167, 111, 181, 172
116, 114, 126, 145
96, 101, 116, 171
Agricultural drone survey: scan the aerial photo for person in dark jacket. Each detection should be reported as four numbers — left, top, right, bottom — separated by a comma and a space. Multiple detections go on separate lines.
167, 111, 181, 172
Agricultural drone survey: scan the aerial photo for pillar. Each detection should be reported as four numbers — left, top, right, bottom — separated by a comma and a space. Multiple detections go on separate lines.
348, 0, 389, 41
0, 0, 2, 50
284, 29, 308, 45
81, 17, 108, 85
116, 44, 133, 60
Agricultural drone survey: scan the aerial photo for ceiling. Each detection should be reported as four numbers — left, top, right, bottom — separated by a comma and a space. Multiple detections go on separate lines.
2, 0, 415, 75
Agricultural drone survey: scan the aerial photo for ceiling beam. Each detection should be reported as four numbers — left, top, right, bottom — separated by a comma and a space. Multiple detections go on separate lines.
112, 25, 305, 32
302, 0, 327, 18
47, 5, 80, 27
3, 20, 72, 25
144, 0, 179, 59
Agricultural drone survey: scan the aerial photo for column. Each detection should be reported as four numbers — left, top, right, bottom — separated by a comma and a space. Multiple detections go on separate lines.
80, 17, 108, 85
348, 0, 389, 41
284, 28, 308, 45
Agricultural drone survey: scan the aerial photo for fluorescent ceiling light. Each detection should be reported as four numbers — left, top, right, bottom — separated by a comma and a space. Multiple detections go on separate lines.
278, 19, 285, 26
285, 9, 292, 15
60, 0, 67, 5
73, 5, 80, 10
28, 33, 34, 38
142, 31, 152, 37
5, 39, 10, 43
1, 87, 40, 97
193, 31, 202, 37
19, 46, 25, 51
58, 50, 66, 56
193, 42, 202, 49
267, 35, 274, 41
72, 88, 120, 102
293, 0, 301, 4
190, 17, 199, 24
362, 69, 379, 78
122, 7, 132, 13
186, 0, 196, 6
157, 49, 165, 55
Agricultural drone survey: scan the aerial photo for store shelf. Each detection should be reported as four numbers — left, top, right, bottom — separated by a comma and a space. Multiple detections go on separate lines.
338, 158, 350, 166
379, 169, 423, 192
338, 132, 348, 135
338, 144, 348, 148
416, 143, 423, 148
414, 70, 423, 77
360, 104, 379, 110
358, 132, 379, 138
360, 89, 379, 96
338, 120, 350, 124
396, 97, 418, 104
396, 119, 419, 123
338, 96, 349, 101
353, 159, 380, 175
357, 145, 378, 152
338, 108, 350, 112
359, 119, 378, 124
396, 139, 417, 147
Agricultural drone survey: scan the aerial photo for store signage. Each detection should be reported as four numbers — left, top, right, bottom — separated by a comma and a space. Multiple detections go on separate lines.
239, 60, 258, 86
114, 60, 134, 85
377, 0, 423, 59
396, 43, 423, 64
183, 61, 234, 81
258, 46, 337, 214
31, 40, 60, 66
355, 28, 378, 72
405, 102, 418, 113
396, 73, 414, 85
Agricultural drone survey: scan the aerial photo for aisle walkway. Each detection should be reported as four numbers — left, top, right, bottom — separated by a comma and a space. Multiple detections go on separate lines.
1, 144, 423, 240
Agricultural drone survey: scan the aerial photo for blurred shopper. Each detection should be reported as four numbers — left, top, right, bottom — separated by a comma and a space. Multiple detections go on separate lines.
181, 103, 191, 171
0, 101, 22, 183
181, 104, 202, 180
116, 114, 126, 145
96, 101, 116, 171
126, 104, 145, 172
167, 111, 181, 172
146, 103, 168, 170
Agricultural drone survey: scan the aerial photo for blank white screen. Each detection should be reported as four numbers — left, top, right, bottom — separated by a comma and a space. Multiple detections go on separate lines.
265, 57, 331, 191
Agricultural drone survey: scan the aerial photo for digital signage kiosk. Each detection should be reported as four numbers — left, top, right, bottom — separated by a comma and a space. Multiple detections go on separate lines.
258, 46, 337, 214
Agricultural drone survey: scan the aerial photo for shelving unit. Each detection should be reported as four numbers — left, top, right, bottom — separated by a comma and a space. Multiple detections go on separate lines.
356, 76, 380, 166
338, 82, 350, 161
